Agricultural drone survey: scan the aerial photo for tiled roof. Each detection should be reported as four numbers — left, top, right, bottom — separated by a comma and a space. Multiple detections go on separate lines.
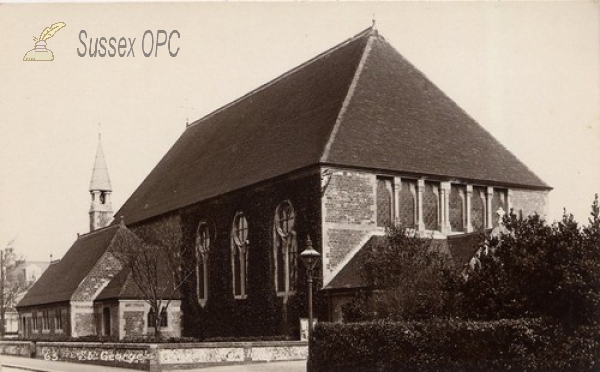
323, 36, 548, 188
115, 27, 549, 225
96, 266, 183, 301
447, 231, 487, 269
325, 235, 385, 290
325, 233, 478, 291
17, 225, 120, 308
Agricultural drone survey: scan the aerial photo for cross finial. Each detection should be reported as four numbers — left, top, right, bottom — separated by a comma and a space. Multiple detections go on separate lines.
372, 14, 377, 30
98, 122, 102, 141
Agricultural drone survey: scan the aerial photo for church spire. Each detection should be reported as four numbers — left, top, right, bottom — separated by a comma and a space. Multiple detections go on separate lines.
90, 132, 112, 192
89, 132, 113, 232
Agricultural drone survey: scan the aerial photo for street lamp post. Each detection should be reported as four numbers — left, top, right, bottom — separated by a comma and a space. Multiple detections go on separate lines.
300, 235, 321, 370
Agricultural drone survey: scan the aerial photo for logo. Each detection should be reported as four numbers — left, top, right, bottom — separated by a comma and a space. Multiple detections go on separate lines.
23, 22, 66, 62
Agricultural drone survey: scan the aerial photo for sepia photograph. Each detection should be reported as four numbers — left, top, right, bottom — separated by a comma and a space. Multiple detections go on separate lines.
0, 1, 599, 371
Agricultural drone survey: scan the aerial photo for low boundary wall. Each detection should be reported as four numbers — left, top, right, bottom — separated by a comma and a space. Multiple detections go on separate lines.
0, 341, 34, 357
0, 340, 307, 371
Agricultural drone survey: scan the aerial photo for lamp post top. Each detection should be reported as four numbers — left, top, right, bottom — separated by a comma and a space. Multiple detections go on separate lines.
300, 235, 321, 272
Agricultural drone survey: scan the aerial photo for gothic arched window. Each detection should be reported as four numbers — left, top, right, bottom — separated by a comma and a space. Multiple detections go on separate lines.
196, 221, 211, 307
274, 201, 297, 299
231, 212, 249, 299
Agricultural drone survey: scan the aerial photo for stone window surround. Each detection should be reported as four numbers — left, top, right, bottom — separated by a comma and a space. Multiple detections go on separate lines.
375, 174, 511, 236
231, 211, 249, 300
195, 221, 210, 308
274, 200, 297, 302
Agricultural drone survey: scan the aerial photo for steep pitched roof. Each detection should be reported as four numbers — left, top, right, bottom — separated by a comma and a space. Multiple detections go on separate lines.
96, 266, 183, 301
447, 231, 487, 269
324, 234, 476, 291
324, 235, 384, 290
90, 135, 112, 192
17, 225, 120, 308
116, 27, 548, 225
94, 268, 143, 301
323, 36, 548, 188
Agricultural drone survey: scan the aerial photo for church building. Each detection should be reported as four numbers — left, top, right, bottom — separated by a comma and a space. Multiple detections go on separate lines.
18, 26, 550, 339
16, 136, 182, 340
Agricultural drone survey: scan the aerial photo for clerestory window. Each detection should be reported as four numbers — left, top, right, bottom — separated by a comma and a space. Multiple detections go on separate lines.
377, 177, 395, 227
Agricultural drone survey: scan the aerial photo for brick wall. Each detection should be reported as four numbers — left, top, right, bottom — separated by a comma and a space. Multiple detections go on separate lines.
119, 300, 182, 339
324, 171, 375, 225
510, 188, 549, 219
124, 310, 145, 336
322, 168, 378, 282
320, 166, 551, 285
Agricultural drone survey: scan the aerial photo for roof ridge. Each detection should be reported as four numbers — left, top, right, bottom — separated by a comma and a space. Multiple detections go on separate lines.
77, 223, 119, 239
186, 27, 376, 130
320, 31, 377, 163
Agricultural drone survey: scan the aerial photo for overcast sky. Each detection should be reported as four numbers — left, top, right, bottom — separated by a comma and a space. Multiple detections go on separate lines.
0, 2, 598, 261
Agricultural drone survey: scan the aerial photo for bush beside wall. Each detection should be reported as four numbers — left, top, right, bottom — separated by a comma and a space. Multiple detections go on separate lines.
311, 319, 600, 372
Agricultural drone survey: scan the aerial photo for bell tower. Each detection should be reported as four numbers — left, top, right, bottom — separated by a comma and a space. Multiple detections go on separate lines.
89, 133, 113, 232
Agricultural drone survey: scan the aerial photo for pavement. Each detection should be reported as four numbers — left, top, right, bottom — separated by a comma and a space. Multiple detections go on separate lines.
0, 355, 306, 372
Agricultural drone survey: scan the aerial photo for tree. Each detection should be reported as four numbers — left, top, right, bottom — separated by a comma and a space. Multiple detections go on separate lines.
0, 243, 30, 337
112, 215, 195, 338
342, 227, 455, 321
455, 195, 600, 326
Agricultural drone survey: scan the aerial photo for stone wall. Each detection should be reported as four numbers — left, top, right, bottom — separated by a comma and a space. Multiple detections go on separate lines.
155, 341, 307, 370
36, 342, 152, 371
0, 340, 307, 371
0, 341, 34, 357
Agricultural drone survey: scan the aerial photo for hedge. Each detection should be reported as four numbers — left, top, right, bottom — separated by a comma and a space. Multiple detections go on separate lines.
310, 318, 600, 372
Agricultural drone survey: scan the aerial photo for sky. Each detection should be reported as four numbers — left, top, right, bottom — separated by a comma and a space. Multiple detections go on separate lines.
0, 2, 598, 262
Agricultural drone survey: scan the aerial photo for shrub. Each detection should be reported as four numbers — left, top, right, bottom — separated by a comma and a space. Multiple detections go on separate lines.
310, 319, 600, 372
455, 195, 600, 326
342, 227, 456, 321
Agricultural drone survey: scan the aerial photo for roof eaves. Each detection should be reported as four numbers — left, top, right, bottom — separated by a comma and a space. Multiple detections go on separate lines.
186, 27, 376, 131
320, 30, 377, 163
318, 162, 552, 191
